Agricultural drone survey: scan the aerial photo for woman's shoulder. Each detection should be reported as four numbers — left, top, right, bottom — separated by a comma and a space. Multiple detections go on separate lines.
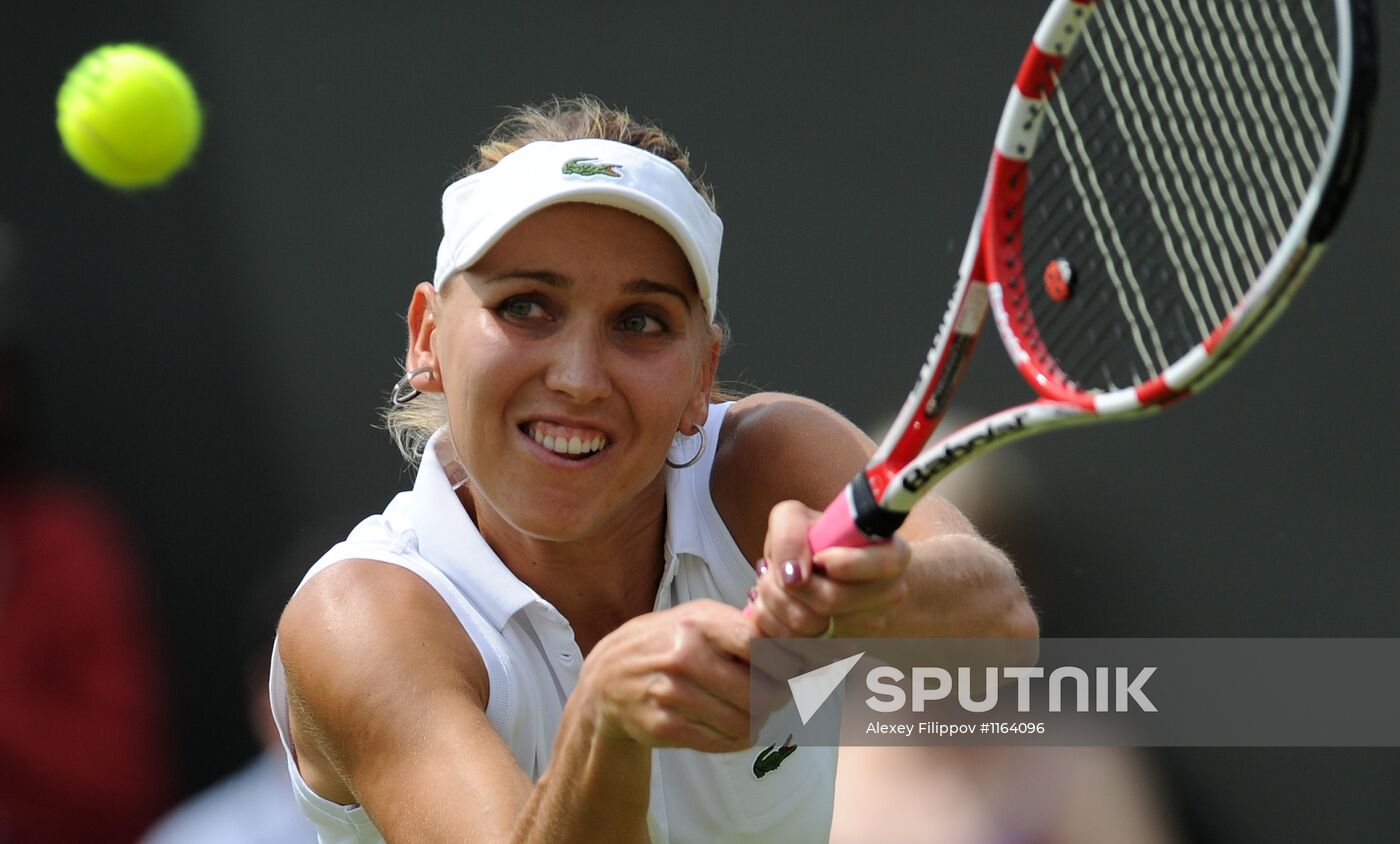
711, 392, 875, 557
716, 392, 873, 478
276, 558, 528, 823
719, 390, 855, 427
279, 559, 489, 707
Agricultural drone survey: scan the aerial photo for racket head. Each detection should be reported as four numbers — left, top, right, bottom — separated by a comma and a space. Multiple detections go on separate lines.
820, 0, 1377, 544
981, 0, 1377, 414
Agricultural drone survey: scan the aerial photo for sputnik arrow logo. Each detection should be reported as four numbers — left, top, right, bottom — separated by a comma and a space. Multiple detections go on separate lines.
788, 652, 865, 725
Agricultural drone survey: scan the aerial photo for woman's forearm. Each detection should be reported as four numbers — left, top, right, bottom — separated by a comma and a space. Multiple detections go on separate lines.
883, 532, 1039, 639
511, 691, 654, 844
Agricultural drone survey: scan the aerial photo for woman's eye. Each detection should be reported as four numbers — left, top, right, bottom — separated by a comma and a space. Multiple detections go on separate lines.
499, 297, 544, 319
618, 313, 665, 333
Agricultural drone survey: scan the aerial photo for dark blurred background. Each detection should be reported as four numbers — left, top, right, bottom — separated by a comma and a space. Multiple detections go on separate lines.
1, 1, 1396, 841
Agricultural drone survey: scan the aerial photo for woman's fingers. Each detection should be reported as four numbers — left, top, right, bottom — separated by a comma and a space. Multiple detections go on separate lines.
763, 500, 818, 586
582, 599, 761, 752
749, 504, 913, 637
813, 540, 911, 583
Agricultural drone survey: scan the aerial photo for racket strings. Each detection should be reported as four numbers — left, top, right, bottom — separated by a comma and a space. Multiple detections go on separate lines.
1042, 84, 1171, 374
1036, 1, 1300, 352
1137, 3, 1268, 305
1010, 0, 1338, 394
1166, 2, 1286, 274
1036, 0, 1279, 380
1093, 4, 1237, 327
1035, 0, 1336, 382
1257, 2, 1336, 141
1084, 19, 1223, 336
1226, 4, 1320, 198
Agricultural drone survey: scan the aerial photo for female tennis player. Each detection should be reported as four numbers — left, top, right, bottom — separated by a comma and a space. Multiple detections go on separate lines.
271, 96, 1036, 844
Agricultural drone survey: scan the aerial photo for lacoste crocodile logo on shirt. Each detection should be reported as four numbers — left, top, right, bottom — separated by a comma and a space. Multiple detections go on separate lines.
752, 733, 798, 779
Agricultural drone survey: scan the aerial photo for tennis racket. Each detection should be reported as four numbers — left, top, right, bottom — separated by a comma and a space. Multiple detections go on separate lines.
810, 0, 1378, 551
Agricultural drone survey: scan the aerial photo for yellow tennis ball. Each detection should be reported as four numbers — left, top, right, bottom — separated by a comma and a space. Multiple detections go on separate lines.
56, 43, 203, 189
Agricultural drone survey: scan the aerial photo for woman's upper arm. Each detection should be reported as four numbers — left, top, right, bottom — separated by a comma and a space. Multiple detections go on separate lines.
711, 393, 977, 560
277, 559, 532, 843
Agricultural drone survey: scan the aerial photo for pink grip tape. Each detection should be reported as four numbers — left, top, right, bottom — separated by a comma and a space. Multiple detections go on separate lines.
808, 491, 876, 553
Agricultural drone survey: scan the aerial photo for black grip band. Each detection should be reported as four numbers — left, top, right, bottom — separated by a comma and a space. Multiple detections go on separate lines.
848, 472, 909, 541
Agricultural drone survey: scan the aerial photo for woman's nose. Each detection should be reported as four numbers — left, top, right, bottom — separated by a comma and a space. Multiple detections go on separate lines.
543, 328, 612, 403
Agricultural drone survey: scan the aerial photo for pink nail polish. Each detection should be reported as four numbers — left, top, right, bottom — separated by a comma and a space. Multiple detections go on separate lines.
747, 587, 757, 602
782, 560, 802, 587
757, 558, 769, 576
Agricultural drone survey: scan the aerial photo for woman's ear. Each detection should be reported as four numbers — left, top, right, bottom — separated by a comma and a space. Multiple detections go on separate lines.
405, 281, 445, 394
681, 325, 723, 433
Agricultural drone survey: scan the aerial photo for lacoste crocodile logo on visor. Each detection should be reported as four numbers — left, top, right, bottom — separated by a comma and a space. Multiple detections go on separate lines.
561, 156, 623, 178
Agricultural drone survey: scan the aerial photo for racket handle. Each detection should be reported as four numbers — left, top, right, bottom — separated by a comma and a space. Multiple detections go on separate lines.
809, 474, 909, 552
809, 494, 876, 551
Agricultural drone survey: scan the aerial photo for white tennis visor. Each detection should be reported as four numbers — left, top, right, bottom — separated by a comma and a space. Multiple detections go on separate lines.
433, 138, 723, 318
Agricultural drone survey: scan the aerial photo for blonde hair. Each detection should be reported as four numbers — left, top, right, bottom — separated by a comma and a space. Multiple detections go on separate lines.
384, 96, 737, 465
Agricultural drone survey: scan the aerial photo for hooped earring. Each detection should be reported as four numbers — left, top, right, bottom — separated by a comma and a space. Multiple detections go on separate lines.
665, 424, 707, 470
391, 366, 434, 407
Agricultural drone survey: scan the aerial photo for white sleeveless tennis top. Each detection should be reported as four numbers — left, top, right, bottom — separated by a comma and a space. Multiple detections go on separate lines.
269, 403, 838, 843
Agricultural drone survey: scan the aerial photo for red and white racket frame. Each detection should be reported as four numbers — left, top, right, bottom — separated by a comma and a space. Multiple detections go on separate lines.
810, 0, 1376, 552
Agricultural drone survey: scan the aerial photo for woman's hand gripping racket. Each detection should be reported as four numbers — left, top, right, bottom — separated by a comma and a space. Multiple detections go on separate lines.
811, 0, 1378, 552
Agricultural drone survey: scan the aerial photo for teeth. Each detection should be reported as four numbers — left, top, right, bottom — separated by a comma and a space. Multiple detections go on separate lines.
528, 423, 608, 457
